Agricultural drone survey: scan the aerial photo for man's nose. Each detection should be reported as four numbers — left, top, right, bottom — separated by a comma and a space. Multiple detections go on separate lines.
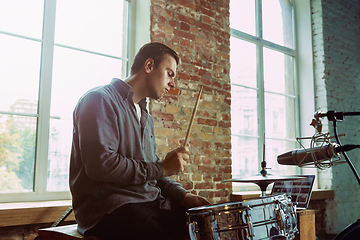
169, 78, 175, 88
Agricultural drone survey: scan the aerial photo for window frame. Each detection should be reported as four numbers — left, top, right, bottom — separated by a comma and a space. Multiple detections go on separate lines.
230, 0, 316, 191
0, 0, 151, 203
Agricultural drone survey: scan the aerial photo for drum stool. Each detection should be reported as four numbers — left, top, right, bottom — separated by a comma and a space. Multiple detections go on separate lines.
37, 224, 100, 240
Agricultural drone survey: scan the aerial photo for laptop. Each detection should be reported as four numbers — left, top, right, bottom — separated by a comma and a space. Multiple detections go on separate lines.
271, 175, 316, 209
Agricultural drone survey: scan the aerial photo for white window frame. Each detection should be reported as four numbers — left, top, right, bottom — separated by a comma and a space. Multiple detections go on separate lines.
0, 0, 151, 203
230, 0, 317, 191
293, 0, 317, 186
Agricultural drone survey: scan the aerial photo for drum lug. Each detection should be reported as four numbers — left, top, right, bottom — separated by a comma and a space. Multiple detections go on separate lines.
275, 204, 286, 233
245, 206, 255, 239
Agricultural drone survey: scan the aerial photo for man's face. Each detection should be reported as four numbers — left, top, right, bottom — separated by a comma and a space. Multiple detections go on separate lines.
146, 53, 177, 100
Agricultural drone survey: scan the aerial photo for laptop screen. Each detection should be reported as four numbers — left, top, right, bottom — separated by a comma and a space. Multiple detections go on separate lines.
271, 175, 315, 209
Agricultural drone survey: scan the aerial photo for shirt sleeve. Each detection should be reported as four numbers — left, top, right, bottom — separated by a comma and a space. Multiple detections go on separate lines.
74, 91, 164, 185
156, 176, 188, 200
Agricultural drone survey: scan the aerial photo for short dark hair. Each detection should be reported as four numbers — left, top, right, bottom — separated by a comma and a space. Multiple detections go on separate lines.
130, 42, 179, 75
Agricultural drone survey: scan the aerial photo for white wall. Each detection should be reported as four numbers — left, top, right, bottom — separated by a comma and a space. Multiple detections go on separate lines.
311, 0, 360, 234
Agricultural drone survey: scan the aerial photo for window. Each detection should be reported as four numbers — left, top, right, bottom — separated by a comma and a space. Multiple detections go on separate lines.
0, 0, 132, 202
230, 0, 300, 190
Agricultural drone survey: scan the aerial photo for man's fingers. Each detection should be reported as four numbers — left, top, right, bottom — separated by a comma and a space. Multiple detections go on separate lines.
200, 197, 211, 205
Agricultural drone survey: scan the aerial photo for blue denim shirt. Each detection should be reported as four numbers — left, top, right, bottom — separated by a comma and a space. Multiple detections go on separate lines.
69, 78, 187, 234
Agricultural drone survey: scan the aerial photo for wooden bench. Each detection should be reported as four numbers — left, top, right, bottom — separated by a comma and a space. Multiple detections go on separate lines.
38, 224, 100, 240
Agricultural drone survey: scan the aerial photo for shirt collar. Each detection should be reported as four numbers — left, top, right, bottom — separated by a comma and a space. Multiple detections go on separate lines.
111, 78, 148, 111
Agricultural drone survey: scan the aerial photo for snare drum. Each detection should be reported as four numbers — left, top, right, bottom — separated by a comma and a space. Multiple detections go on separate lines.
187, 194, 297, 240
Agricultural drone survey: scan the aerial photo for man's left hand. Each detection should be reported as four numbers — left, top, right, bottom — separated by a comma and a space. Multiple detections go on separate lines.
180, 192, 211, 209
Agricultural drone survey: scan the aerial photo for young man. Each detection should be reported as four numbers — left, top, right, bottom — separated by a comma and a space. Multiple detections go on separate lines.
69, 42, 210, 240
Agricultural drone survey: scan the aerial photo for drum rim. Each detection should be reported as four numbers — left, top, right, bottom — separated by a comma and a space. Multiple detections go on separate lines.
187, 193, 288, 213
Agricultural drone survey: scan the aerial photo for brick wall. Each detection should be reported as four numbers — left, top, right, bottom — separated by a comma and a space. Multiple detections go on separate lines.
311, 0, 360, 235
149, 0, 232, 204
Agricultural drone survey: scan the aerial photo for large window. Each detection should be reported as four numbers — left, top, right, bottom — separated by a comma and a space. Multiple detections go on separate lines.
0, 0, 130, 202
230, 0, 299, 190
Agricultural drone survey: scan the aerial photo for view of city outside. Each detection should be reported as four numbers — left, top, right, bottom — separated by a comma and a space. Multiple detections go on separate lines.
0, 100, 37, 192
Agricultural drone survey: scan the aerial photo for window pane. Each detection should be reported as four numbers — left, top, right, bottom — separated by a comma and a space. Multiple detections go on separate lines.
231, 85, 258, 136
0, 35, 41, 113
231, 136, 259, 178
55, 0, 128, 57
265, 93, 296, 140
262, 0, 294, 48
230, 37, 257, 88
265, 138, 296, 176
230, 0, 255, 36
0, 0, 44, 39
0, 114, 36, 193
47, 118, 72, 192
263, 48, 294, 95
50, 47, 124, 118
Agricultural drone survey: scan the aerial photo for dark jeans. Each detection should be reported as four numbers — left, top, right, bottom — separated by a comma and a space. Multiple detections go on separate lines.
85, 199, 188, 240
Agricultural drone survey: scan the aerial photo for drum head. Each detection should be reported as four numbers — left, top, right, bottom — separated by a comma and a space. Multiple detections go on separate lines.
187, 194, 287, 214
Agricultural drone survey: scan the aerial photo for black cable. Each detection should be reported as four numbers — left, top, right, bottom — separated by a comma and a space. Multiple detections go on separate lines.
333, 120, 360, 187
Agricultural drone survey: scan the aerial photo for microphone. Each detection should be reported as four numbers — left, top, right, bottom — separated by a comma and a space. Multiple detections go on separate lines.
277, 144, 360, 166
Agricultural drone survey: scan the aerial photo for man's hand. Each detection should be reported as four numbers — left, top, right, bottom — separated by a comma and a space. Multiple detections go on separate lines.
162, 146, 189, 176
180, 192, 211, 209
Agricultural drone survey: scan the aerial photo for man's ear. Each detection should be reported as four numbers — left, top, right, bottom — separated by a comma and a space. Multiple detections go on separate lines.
144, 58, 154, 73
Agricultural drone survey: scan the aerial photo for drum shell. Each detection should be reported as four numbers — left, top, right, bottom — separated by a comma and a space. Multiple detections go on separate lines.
187, 194, 298, 240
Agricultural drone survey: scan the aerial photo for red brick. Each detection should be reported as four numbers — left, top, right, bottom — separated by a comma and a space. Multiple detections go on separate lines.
219, 121, 231, 128
197, 118, 217, 126
168, 88, 180, 95
199, 69, 212, 78
151, 14, 166, 24
180, 22, 190, 31
201, 157, 212, 165
195, 182, 214, 189
213, 174, 223, 182
202, 141, 212, 148
174, 29, 196, 41
197, 5, 215, 18
190, 75, 201, 82
214, 142, 222, 149
169, 19, 178, 28
152, 5, 173, 19
152, 111, 174, 121
176, 13, 196, 25
198, 165, 216, 173
224, 98, 231, 106
218, 166, 231, 173
174, 0, 196, 10
189, 140, 202, 147
151, 30, 166, 40
223, 143, 231, 149
203, 174, 212, 182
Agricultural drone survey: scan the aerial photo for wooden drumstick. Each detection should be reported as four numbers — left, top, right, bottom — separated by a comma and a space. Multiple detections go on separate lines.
183, 86, 203, 147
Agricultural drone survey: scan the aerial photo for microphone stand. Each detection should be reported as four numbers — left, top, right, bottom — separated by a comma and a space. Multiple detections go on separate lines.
318, 111, 360, 240
332, 120, 360, 187
319, 110, 360, 187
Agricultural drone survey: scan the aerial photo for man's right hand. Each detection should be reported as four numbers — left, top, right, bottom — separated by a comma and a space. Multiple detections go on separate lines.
161, 146, 189, 176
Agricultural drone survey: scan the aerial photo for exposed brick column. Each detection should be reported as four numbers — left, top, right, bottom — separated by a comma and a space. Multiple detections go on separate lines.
150, 0, 231, 203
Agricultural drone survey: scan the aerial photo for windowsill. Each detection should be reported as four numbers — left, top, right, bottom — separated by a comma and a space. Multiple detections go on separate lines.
0, 200, 75, 227
0, 189, 334, 227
